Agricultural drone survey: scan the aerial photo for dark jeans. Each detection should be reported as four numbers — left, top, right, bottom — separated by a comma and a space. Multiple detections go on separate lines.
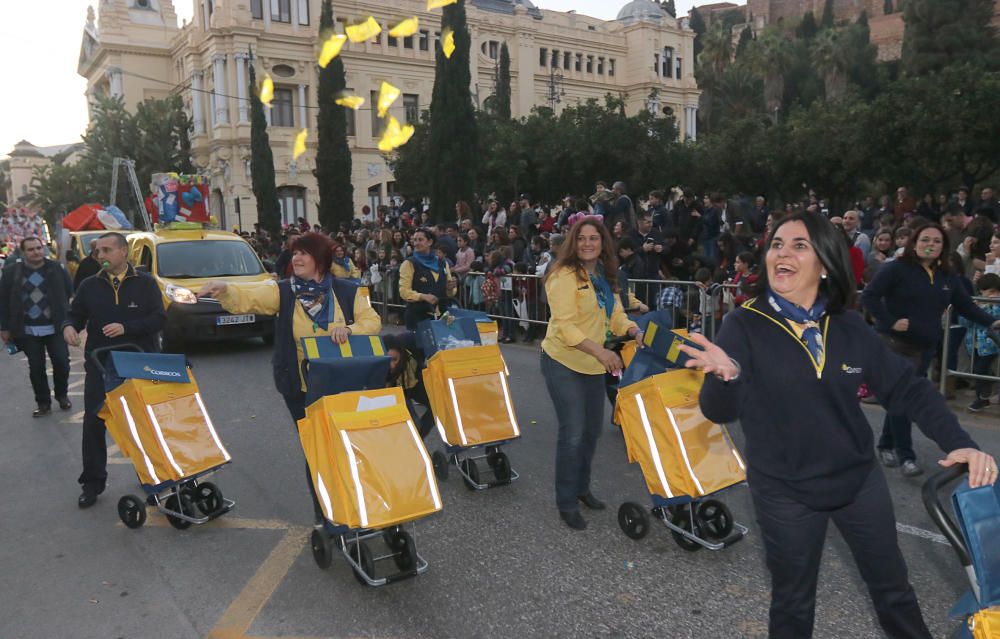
751, 467, 932, 639
283, 391, 325, 523
947, 326, 966, 372
878, 338, 934, 463
80, 361, 108, 492
974, 352, 998, 399
20, 333, 70, 406
541, 351, 607, 512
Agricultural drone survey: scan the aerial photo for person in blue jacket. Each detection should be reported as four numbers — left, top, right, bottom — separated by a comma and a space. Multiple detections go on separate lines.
678, 211, 996, 639
861, 222, 1000, 476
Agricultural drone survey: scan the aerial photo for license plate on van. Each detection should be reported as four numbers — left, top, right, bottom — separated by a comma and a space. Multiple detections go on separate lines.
217, 314, 255, 326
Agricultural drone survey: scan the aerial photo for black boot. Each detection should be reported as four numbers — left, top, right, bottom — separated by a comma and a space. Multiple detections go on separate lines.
578, 492, 607, 510
559, 510, 587, 530
33, 404, 51, 418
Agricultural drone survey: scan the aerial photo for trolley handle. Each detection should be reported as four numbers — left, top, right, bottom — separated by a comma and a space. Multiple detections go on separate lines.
920, 463, 971, 568
604, 334, 634, 350
86, 343, 144, 376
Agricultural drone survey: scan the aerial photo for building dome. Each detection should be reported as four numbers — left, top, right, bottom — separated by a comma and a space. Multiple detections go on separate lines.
616, 0, 664, 24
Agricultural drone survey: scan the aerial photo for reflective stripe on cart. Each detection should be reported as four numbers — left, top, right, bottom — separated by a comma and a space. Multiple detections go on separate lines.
406, 419, 442, 510
665, 407, 705, 496
120, 396, 161, 485
497, 372, 520, 437
195, 392, 232, 462
145, 405, 184, 477
315, 471, 336, 522
339, 431, 369, 528
435, 416, 449, 443
447, 378, 469, 446
634, 394, 672, 499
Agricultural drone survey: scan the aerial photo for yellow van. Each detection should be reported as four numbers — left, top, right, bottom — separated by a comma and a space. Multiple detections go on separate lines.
127, 228, 275, 349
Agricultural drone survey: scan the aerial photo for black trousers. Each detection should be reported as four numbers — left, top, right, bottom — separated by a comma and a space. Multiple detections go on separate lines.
79, 361, 108, 491
20, 333, 70, 406
751, 467, 932, 639
283, 391, 325, 523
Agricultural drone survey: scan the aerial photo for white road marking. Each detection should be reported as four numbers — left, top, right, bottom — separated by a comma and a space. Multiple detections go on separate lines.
896, 523, 949, 545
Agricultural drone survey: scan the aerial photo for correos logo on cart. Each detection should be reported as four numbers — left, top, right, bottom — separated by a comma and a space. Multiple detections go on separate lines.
143, 365, 183, 378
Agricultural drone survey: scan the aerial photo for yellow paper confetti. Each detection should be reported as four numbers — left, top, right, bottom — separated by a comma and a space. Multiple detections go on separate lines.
346, 16, 381, 43
389, 17, 419, 38
442, 28, 456, 59
427, 0, 458, 8
318, 33, 348, 68
259, 75, 274, 106
293, 128, 308, 160
377, 81, 401, 118
378, 116, 415, 152
335, 95, 365, 110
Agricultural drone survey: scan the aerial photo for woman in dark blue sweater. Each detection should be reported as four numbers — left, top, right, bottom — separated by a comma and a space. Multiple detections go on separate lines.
861, 222, 1000, 476
678, 212, 996, 639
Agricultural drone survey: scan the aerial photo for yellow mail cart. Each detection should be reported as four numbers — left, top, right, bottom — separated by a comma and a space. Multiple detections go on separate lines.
93, 346, 234, 530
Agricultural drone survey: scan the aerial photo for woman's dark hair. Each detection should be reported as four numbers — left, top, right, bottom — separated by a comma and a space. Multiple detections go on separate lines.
412, 227, 436, 244
752, 211, 857, 313
289, 232, 334, 275
545, 217, 620, 291
899, 221, 950, 272
717, 232, 737, 261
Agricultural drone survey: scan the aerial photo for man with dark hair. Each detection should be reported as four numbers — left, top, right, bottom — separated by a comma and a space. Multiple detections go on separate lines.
73, 239, 102, 290
610, 181, 636, 232
977, 186, 999, 223
0, 236, 74, 417
518, 194, 538, 238
648, 191, 669, 231
750, 195, 769, 235
670, 189, 701, 247
63, 232, 166, 508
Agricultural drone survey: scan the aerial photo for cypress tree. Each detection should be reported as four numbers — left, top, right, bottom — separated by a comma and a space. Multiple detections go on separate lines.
690, 8, 706, 57
796, 11, 818, 40
248, 62, 281, 235
883, 0, 893, 15
820, 0, 835, 29
496, 42, 512, 120
736, 25, 754, 58
428, 0, 478, 221
315, 0, 354, 231
902, 0, 999, 75
664, 0, 677, 18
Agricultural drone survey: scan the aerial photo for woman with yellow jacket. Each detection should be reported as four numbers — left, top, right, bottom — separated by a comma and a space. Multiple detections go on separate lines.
399, 228, 455, 330
541, 216, 642, 530
330, 242, 361, 280
199, 232, 380, 523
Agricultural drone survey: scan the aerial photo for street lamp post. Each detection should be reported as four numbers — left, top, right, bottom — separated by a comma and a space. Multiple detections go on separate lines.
546, 67, 566, 109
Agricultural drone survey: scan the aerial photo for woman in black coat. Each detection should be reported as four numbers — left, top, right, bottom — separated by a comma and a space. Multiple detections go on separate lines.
678, 211, 997, 639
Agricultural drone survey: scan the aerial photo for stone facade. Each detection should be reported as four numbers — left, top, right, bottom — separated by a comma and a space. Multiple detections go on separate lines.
4, 141, 84, 207
78, 0, 700, 230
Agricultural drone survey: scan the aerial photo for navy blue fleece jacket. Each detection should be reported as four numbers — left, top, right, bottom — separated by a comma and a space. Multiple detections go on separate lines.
700, 297, 977, 509
862, 259, 996, 348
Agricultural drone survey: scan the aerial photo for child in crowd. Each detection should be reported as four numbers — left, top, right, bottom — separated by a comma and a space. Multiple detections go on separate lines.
964, 273, 1000, 412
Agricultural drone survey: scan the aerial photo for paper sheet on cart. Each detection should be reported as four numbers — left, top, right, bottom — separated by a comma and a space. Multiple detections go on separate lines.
356, 394, 398, 411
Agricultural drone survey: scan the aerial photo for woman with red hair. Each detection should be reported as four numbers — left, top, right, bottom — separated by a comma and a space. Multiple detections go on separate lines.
198, 232, 381, 523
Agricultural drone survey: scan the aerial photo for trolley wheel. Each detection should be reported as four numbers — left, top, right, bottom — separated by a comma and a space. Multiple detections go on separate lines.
310, 529, 333, 570
117, 495, 147, 529
487, 451, 512, 483
460, 458, 480, 490
347, 541, 375, 586
617, 502, 650, 540
669, 508, 703, 552
432, 451, 449, 482
391, 531, 418, 572
696, 499, 734, 540
163, 493, 194, 531
382, 526, 406, 551
191, 482, 224, 516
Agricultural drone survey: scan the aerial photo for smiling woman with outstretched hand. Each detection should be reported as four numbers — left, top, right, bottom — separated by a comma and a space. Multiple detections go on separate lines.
540, 216, 642, 531
678, 211, 996, 639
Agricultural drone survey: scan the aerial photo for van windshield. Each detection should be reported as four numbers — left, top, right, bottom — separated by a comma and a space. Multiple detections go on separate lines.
156, 240, 264, 278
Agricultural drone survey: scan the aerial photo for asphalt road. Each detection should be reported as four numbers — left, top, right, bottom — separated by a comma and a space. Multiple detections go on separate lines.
1, 337, 997, 639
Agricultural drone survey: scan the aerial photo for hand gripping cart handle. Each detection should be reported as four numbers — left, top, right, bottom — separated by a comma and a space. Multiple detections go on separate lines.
89, 344, 234, 531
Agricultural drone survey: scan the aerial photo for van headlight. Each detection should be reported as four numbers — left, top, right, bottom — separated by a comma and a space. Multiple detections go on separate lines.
165, 284, 198, 304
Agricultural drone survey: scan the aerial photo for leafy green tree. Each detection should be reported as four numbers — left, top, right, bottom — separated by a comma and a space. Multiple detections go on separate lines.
428, 0, 478, 221
315, 0, 354, 231
812, 29, 851, 99
30, 152, 90, 225
689, 8, 706, 57
902, 0, 999, 75
388, 113, 432, 200
736, 26, 754, 59
76, 96, 133, 205
248, 63, 281, 235
495, 42, 512, 120
749, 27, 792, 114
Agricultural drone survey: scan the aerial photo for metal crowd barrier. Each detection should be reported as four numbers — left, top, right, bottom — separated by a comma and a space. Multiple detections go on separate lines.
939, 297, 1000, 396
365, 268, 746, 340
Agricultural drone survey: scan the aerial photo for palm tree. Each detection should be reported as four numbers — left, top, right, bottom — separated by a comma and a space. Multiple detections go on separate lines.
812, 29, 850, 99
695, 22, 734, 132
749, 27, 791, 115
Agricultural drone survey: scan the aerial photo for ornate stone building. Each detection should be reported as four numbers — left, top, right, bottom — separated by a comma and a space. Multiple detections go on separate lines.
78, 0, 700, 229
